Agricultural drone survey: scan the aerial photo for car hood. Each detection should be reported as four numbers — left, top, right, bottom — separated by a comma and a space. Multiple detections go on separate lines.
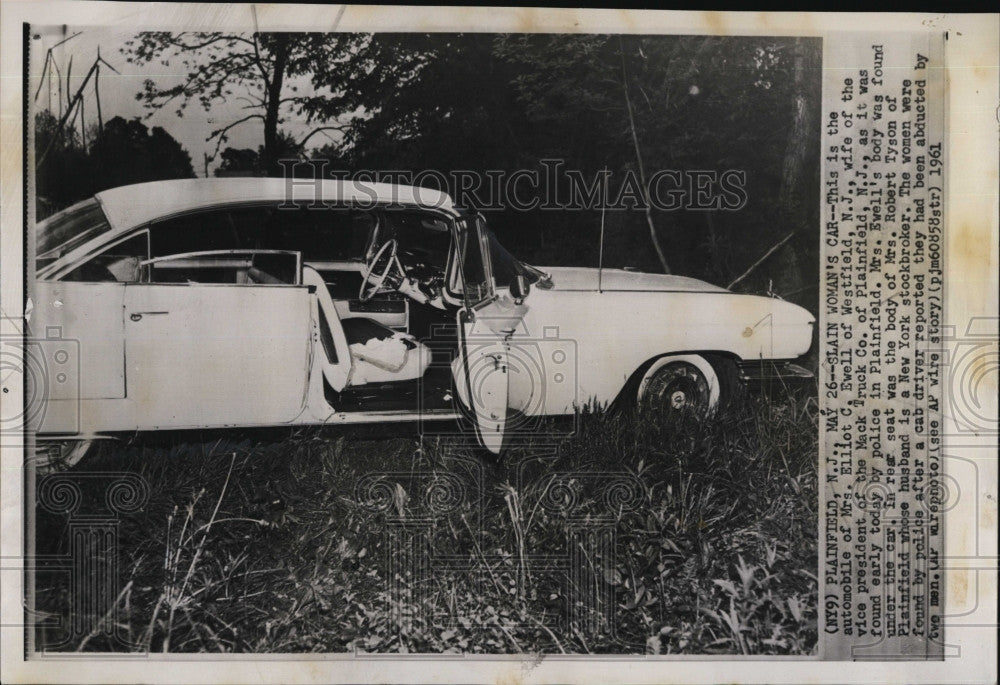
539, 266, 729, 293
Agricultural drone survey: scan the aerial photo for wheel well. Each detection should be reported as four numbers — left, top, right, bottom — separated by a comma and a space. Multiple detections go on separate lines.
610, 351, 742, 410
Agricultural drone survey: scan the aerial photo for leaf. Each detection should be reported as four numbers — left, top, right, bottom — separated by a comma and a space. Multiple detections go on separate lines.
786, 597, 803, 623
646, 635, 661, 654
661, 538, 682, 554
712, 579, 737, 596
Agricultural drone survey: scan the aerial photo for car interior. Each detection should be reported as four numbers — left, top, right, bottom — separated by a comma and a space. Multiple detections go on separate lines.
299, 209, 459, 411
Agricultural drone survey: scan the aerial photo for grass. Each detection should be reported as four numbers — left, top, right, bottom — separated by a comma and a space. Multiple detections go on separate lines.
33, 382, 818, 655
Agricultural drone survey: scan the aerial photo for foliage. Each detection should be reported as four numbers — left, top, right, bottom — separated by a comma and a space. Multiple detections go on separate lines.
35, 384, 818, 655
121, 33, 362, 172
40, 32, 821, 307
305, 33, 822, 305
214, 131, 304, 177
89, 116, 196, 190
34, 110, 91, 216
35, 112, 195, 218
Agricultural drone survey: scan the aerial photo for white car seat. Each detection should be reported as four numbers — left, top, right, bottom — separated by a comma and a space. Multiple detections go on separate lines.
340, 317, 431, 385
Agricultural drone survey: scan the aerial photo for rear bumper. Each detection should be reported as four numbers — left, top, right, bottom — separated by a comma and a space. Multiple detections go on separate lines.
737, 360, 814, 382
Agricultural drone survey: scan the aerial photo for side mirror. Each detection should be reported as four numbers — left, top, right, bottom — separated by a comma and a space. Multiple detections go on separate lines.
510, 274, 531, 303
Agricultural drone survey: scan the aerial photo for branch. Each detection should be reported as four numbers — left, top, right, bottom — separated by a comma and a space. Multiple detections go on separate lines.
207, 114, 265, 159
33, 51, 52, 102
248, 32, 271, 87
297, 124, 348, 149
164, 33, 247, 52
727, 232, 795, 290
36, 60, 100, 168
65, 54, 73, 108
51, 30, 82, 50
96, 54, 121, 75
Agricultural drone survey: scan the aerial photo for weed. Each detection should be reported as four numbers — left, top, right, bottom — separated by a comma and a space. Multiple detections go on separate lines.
34, 384, 818, 654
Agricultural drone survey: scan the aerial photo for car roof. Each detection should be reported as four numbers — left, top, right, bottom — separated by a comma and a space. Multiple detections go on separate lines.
93, 178, 459, 231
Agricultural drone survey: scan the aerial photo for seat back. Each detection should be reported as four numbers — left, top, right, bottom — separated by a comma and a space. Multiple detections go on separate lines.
302, 266, 352, 392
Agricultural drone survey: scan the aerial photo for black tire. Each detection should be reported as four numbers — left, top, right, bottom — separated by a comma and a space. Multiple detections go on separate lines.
705, 353, 742, 412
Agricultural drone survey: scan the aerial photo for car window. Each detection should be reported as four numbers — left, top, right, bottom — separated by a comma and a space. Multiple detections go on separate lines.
149, 206, 269, 257
62, 231, 149, 282
36, 199, 113, 262
148, 204, 375, 263
454, 220, 493, 306
143, 250, 299, 285
260, 206, 374, 262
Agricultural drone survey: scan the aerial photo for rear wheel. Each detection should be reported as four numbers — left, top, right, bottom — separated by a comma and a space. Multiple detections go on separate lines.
32, 439, 93, 474
637, 354, 724, 418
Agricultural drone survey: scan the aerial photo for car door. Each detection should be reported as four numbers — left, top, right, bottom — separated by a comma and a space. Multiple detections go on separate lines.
29, 230, 155, 433
450, 216, 524, 453
123, 251, 313, 429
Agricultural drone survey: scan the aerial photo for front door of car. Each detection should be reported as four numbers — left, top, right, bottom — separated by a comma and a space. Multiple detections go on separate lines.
450, 216, 524, 453
122, 280, 313, 429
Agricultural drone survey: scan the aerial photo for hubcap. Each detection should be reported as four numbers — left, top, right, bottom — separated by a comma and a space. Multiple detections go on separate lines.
641, 361, 712, 416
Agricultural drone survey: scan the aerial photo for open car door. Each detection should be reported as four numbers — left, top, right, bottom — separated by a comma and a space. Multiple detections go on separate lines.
123, 251, 314, 428
450, 216, 524, 453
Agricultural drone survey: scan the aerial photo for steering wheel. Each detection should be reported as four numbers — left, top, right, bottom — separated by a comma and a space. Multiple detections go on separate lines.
359, 239, 407, 302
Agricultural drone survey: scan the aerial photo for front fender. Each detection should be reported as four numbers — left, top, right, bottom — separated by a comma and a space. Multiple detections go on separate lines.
514, 289, 814, 413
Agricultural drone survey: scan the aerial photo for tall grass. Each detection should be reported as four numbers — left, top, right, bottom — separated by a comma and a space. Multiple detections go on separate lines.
34, 384, 818, 654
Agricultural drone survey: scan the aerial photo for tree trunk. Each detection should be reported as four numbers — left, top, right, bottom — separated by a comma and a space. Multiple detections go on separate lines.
779, 38, 812, 213
262, 36, 290, 174
773, 38, 815, 296
620, 37, 671, 274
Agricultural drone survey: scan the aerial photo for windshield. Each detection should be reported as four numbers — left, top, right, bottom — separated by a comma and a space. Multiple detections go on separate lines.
36, 198, 113, 260
379, 210, 452, 275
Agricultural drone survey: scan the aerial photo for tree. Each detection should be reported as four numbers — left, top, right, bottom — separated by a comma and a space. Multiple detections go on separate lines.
35, 112, 196, 216
89, 116, 195, 192
118, 31, 819, 304
494, 34, 819, 291
771, 38, 822, 298
122, 32, 360, 173
321, 33, 815, 282
215, 130, 304, 176
34, 110, 90, 217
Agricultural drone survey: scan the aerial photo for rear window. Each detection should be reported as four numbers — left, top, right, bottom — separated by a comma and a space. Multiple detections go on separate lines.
35, 199, 113, 259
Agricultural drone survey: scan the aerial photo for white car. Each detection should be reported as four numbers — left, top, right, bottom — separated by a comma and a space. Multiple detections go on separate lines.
28, 178, 815, 469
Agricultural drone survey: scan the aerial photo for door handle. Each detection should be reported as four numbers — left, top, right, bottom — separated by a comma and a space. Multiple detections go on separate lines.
129, 311, 169, 321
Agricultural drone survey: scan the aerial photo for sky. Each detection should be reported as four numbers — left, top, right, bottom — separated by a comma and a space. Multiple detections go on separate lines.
30, 25, 339, 176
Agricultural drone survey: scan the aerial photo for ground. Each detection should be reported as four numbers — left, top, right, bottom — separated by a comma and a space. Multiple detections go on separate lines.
34, 384, 818, 655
